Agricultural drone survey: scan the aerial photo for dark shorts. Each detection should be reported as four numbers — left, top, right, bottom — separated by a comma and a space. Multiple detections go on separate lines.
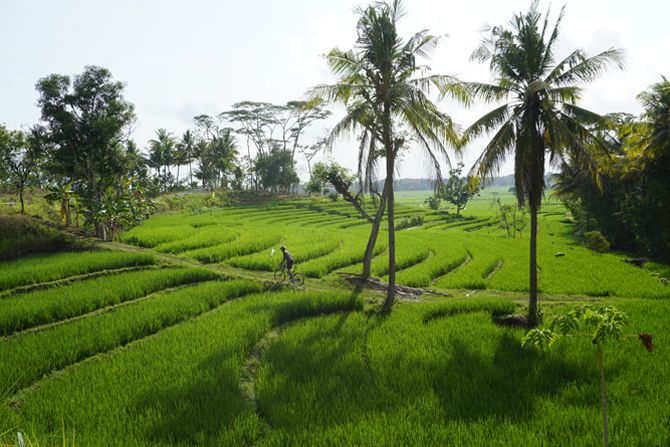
286, 259, 294, 270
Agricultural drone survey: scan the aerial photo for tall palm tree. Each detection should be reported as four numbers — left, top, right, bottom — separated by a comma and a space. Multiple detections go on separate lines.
462, 2, 624, 326
312, 0, 461, 312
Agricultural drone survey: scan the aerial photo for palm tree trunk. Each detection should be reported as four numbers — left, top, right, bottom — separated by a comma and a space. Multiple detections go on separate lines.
189, 161, 193, 187
362, 191, 387, 278
528, 205, 539, 326
382, 157, 396, 313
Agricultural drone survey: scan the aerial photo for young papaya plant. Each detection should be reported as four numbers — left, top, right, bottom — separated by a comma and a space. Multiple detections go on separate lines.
522, 304, 653, 447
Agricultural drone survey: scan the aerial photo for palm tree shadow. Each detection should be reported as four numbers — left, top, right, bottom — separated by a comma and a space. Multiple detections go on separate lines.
133, 345, 259, 446
133, 286, 366, 445
431, 332, 590, 423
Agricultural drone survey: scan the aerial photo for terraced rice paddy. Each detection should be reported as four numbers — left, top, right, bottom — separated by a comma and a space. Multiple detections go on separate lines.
1, 188, 668, 445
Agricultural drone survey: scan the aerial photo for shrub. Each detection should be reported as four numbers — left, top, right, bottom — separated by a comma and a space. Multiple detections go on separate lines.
395, 215, 424, 230
584, 230, 611, 253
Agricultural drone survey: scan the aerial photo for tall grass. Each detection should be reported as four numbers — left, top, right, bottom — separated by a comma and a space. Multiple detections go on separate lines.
227, 235, 340, 271
154, 226, 239, 253
0, 267, 218, 335
255, 299, 668, 446
120, 224, 198, 248
184, 230, 281, 263
0, 251, 155, 291
0, 279, 263, 394
6, 290, 361, 446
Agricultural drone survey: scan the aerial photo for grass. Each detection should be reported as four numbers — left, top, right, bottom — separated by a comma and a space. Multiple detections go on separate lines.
0, 251, 155, 291
1, 188, 669, 446
6, 290, 362, 446
254, 298, 668, 446
0, 279, 264, 394
0, 267, 218, 336
0, 214, 79, 261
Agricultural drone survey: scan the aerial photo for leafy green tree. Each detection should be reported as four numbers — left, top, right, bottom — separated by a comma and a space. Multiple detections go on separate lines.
462, 3, 624, 325
34, 66, 136, 239
439, 162, 479, 215
312, 0, 460, 311
254, 150, 298, 193
0, 126, 42, 214
555, 79, 670, 262
307, 162, 380, 222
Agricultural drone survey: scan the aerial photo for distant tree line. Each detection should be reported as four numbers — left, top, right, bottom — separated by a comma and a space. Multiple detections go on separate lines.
0, 66, 332, 240
143, 100, 330, 194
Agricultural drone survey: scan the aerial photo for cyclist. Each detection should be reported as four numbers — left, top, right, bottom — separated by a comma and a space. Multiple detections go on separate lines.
280, 246, 294, 279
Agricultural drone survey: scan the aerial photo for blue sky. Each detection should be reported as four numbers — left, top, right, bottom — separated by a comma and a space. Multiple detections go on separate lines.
2, 0, 669, 179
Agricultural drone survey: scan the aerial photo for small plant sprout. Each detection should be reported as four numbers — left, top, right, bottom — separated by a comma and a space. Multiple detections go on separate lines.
522, 305, 653, 447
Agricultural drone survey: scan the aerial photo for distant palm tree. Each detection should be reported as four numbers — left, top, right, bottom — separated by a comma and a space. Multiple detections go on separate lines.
212, 129, 239, 188
312, 0, 461, 312
148, 128, 176, 182
178, 130, 196, 187
462, 2, 624, 326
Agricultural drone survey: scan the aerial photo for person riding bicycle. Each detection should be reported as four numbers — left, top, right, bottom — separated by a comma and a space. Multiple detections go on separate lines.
280, 246, 294, 279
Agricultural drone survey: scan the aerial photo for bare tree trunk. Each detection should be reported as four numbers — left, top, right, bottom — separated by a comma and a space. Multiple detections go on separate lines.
528, 206, 539, 326
382, 158, 396, 313
18, 185, 25, 214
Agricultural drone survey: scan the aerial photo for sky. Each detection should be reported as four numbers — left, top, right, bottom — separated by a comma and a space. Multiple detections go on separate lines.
2, 0, 669, 180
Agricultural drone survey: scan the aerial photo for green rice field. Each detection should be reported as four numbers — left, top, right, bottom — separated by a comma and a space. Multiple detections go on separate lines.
1, 188, 668, 446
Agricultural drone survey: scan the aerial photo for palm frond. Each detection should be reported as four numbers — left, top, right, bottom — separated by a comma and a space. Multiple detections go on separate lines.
552, 48, 625, 86
462, 104, 513, 145
469, 119, 516, 181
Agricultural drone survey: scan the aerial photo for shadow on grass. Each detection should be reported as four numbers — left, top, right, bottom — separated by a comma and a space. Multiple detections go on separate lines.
431, 332, 586, 422
134, 287, 365, 445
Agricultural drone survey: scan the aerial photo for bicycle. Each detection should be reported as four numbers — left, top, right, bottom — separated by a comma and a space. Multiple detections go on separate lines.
274, 262, 305, 287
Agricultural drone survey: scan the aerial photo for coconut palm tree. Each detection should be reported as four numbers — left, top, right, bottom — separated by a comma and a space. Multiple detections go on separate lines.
462, 2, 624, 326
178, 130, 196, 187
312, 0, 461, 312
148, 128, 177, 190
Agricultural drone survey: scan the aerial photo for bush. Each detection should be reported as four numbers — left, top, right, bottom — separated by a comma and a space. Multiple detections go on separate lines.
424, 195, 440, 210
584, 230, 611, 253
395, 215, 424, 230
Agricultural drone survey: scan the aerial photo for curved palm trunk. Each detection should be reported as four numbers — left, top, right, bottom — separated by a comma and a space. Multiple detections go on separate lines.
528, 204, 539, 326
362, 190, 387, 278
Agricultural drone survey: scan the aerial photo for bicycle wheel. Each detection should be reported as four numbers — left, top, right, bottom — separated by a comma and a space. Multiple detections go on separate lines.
292, 273, 305, 287
274, 269, 286, 283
